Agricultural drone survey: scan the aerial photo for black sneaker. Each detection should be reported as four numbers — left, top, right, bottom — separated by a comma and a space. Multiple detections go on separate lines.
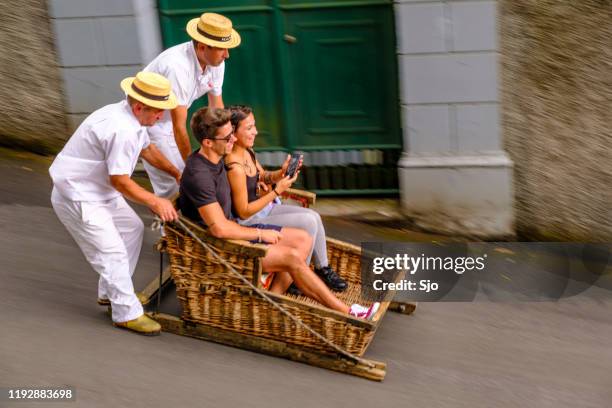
286, 283, 302, 296
315, 266, 348, 292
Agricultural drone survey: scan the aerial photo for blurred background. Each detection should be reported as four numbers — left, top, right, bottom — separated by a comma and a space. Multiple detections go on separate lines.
1, 3, 611, 406
0, 0, 609, 241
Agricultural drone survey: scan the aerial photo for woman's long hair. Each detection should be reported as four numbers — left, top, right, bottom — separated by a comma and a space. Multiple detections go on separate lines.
228, 104, 253, 131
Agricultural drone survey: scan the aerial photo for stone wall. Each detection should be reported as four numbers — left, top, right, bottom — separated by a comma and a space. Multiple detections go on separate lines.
500, 0, 612, 241
396, 0, 515, 238
0, 1, 68, 154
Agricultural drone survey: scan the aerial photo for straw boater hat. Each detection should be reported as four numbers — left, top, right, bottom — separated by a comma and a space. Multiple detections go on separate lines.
186, 13, 241, 49
120, 72, 178, 110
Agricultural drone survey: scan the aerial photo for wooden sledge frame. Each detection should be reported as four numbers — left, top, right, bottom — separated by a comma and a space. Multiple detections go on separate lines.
139, 266, 416, 381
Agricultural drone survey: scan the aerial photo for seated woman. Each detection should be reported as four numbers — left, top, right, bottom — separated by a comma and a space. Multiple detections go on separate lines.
179, 107, 378, 319
225, 105, 347, 293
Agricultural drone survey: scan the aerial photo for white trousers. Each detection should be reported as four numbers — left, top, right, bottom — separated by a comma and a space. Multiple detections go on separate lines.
143, 132, 185, 198
51, 187, 144, 322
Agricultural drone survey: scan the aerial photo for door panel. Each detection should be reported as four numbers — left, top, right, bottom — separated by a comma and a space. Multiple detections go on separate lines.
283, 7, 400, 149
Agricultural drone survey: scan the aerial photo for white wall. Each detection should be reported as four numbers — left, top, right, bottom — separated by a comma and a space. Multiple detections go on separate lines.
48, 0, 163, 131
395, 0, 514, 237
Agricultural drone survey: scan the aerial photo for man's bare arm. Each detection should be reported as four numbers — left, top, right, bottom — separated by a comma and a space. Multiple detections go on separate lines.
140, 144, 181, 184
208, 93, 224, 109
170, 106, 191, 161
110, 174, 177, 222
198, 202, 280, 243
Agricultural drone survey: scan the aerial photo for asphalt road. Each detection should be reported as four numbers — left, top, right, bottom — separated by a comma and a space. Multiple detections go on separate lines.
1, 149, 611, 408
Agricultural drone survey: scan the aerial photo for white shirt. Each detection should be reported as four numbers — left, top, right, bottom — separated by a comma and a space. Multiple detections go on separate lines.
144, 41, 225, 140
49, 100, 150, 201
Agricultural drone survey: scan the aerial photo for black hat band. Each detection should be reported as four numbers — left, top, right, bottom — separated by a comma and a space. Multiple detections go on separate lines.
197, 25, 231, 42
131, 83, 169, 101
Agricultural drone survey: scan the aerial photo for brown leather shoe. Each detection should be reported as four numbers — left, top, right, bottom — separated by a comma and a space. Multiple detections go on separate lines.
113, 314, 161, 336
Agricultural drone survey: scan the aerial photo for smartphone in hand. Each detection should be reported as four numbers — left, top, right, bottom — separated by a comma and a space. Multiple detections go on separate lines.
286, 154, 303, 178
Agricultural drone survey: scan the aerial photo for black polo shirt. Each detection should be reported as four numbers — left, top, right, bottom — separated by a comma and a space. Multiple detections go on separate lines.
179, 151, 232, 226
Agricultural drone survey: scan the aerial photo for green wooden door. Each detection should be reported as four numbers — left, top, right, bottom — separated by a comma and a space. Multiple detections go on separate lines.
157, 0, 401, 194
281, 3, 400, 151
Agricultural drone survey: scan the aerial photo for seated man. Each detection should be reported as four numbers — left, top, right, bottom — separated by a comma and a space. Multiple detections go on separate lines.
178, 107, 379, 319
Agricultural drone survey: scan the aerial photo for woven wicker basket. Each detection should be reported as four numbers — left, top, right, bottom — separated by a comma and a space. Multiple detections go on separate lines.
161, 216, 391, 356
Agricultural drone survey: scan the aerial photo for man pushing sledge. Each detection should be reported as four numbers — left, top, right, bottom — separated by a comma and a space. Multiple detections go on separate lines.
50, 72, 181, 336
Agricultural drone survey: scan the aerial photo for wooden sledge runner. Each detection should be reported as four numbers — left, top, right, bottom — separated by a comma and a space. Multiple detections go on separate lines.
139, 189, 416, 381
146, 311, 387, 380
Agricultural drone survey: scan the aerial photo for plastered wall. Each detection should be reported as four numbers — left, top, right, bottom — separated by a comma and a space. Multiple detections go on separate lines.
500, 0, 612, 241
0, 0, 68, 154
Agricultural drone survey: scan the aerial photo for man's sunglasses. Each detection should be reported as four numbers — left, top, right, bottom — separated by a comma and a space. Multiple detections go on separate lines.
209, 129, 234, 142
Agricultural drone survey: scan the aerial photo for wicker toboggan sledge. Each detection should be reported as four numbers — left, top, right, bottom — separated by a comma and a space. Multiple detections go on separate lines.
141, 189, 415, 381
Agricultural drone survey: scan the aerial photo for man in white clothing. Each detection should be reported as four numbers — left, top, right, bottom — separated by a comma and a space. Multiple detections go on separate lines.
50, 72, 180, 335
142, 12, 241, 198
